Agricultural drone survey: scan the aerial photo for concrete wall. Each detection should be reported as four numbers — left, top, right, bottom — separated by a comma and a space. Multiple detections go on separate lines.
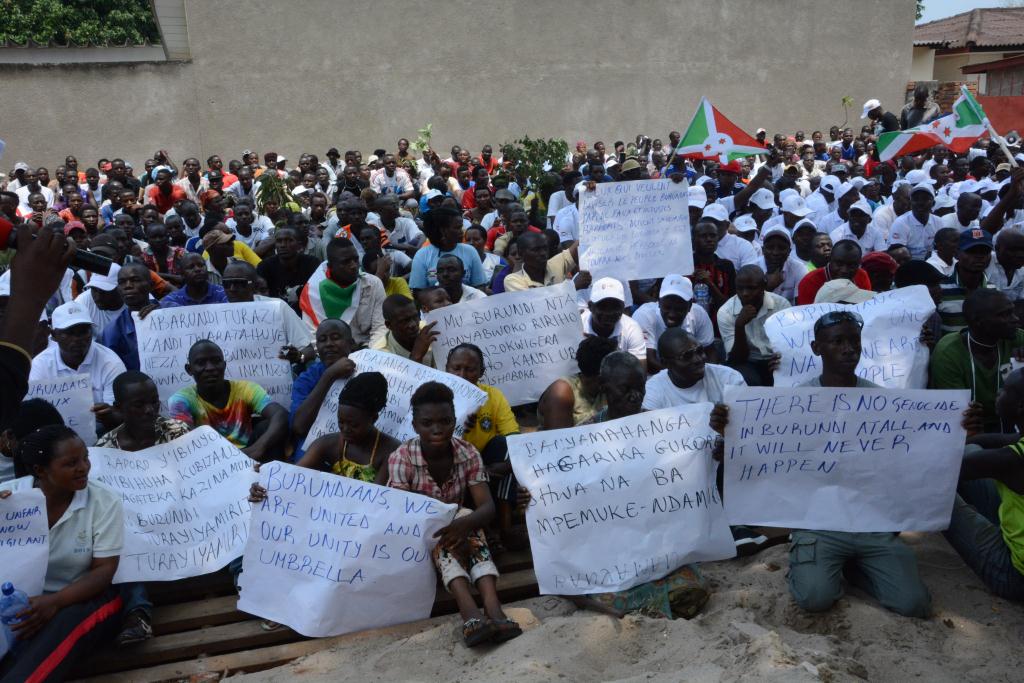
0, 0, 914, 170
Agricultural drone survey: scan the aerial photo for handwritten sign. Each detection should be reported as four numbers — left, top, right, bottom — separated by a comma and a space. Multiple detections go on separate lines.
303, 349, 487, 450
579, 179, 693, 281
0, 488, 48, 597
135, 302, 293, 404
237, 461, 456, 637
508, 405, 735, 595
423, 281, 583, 406
723, 386, 970, 532
89, 426, 257, 583
26, 374, 96, 446
764, 286, 935, 389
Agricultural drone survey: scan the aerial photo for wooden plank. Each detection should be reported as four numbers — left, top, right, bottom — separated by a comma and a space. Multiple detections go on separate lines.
77, 567, 538, 677
146, 569, 235, 605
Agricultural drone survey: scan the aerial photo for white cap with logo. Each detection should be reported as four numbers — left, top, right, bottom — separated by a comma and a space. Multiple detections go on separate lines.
51, 301, 93, 330
589, 277, 626, 304
659, 274, 693, 301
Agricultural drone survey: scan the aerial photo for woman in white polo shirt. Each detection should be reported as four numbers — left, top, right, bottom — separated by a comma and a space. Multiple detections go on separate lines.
0, 424, 123, 683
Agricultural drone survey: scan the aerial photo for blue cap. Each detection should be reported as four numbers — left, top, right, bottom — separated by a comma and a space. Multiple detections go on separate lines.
2, 582, 13, 595
959, 227, 993, 251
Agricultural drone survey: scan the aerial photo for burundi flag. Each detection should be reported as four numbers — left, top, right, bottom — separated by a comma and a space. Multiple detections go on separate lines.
877, 86, 989, 161
298, 262, 360, 328
675, 97, 766, 164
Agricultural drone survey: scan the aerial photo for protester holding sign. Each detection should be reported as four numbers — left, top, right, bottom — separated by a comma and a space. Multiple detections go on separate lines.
386, 382, 522, 647
169, 340, 288, 461
643, 329, 746, 410
717, 265, 788, 386
94, 371, 192, 646
0, 425, 123, 682
289, 319, 357, 457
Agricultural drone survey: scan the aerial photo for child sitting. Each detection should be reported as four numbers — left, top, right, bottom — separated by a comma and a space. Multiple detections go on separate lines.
386, 381, 522, 647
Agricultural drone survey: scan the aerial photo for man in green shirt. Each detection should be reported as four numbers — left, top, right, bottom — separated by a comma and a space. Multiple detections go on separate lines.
931, 288, 1024, 432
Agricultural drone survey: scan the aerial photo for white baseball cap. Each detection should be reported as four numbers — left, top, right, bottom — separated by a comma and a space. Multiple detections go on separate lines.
781, 194, 813, 217
911, 181, 936, 197
934, 194, 956, 210
778, 188, 800, 204
815, 278, 875, 304
792, 218, 818, 234
837, 181, 859, 200
51, 301, 93, 330
423, 188, 444, 202
688, 185, 707, 209
85, 263, 121, 292
761, 227, 792, 244
848, 176, 869, 190
848, 199, 872, 216
590, 277, 625, 303
976, 177, 998, 194
701, 203, 729, 223
733, 214, 758, 233
659, 274, 693, 301
750, 188, 776, 211
14, 161, 29, 172
861, 98, 881, 119
819, 175, 841, 196
957, 179, 979, 194
905, 169, 935, 186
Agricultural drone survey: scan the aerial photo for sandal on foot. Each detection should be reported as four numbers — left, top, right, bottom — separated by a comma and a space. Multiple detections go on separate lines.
490, 617, 523, 643
260, 619, 283, 631
462, 617, 495, 647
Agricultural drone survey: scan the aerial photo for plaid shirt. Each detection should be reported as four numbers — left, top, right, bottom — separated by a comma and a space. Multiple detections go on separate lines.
386, 437, 488, 506
95, 417, 192, 449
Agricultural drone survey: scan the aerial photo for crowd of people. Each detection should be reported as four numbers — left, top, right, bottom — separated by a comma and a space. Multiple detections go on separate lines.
2, 89, 1024, 681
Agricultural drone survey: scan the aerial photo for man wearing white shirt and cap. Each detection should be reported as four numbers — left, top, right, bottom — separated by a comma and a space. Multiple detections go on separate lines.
862, 98, 899, 135
703, 203, 759, 269
687, 184, 707, 227
762, 193, 813, 234
581, 278, 647, 371
631, 274, 716, 372
642, 327, 745, 410
747, 188, 777, 233
732, 214, 761, 254
29, 301, 127, 430
758, 227, 806, 303
829, 199, 886, 253
871, 182, 910, 242
889, 182, 943, 260
73, 263, 125, 340
806, 174, 839, 219
816, 181, 860, 235
941, 192, 983, 231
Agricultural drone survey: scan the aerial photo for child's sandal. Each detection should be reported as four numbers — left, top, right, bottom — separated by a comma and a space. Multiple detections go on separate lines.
462, 617, 495, 647
490, 617, 523, 643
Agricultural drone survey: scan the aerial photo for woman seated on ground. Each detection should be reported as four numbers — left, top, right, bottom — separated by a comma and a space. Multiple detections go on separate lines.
537, 336, 618, 429
386, 382, 523, 647
0, 425, 124, 682
254, 372, 397, 490
444, 343, 524, 551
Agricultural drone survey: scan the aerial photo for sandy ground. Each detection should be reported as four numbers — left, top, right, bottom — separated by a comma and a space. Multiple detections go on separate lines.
232, 533, 1023, 683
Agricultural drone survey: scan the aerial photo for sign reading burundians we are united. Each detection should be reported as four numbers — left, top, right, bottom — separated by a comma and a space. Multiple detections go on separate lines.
764, 285, 935, 389
579, 179, 693, 282
723, 386, 970, 532
423, 281, 583, 406
26, 373, 96, 445
89, 426, 257, 583
508, 405, 735, 595
238, 461, 456, 637
134, 302, 293, 403
303, 350, 488, 450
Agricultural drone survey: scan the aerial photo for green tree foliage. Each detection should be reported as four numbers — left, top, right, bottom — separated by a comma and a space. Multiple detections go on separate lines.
499, 136, 569, 192
1, 0, 160, 46
916, 1, 924, 20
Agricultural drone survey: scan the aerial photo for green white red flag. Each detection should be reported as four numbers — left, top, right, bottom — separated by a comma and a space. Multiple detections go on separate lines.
877, 86, 989, 161
675, 97, 765, 164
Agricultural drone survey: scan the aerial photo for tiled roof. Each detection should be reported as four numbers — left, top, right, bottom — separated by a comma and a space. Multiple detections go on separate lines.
914, 8, 1024, 49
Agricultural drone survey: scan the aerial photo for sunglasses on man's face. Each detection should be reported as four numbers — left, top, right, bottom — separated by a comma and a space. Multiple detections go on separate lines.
221, 278, 252, 288
814, 310, 864, 334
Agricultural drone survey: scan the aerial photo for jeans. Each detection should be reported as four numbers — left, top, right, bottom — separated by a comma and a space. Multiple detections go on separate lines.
788, 530, 931, 617
943, 478, 1024, 602
118, 582, 153, 618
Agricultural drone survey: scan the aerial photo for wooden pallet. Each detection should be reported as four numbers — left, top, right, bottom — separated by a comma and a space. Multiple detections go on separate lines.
72, 550, 537, 682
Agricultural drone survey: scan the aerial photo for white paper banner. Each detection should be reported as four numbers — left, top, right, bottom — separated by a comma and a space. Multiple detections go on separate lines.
237, 461, 456, 637
26, 373, 97, 446
723, 386, 970, 532
89, 426, 257, 583
764, 285, 935, 389
0, 488, 49, 597
302, 349, 487, 450
509, 405, 735, 595
135, 302, 293, 403
423, 281, 583, 406
579, 179, 693, 281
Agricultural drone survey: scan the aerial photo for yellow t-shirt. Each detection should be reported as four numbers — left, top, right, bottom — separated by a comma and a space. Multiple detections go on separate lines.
463, 383, 519, 452
203, 240, 262, 266
384, 276, 413, 300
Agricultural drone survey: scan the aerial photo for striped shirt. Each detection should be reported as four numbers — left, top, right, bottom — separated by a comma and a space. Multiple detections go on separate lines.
937, 269, 993, 334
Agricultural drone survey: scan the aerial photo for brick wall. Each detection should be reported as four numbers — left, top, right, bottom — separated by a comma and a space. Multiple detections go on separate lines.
905, 80, 980, 113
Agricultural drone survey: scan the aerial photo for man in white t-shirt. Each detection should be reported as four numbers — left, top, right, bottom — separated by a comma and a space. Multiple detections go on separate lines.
717, 265, 789, 386
941, 192, 983, 231
15, 167, 55, 212
631, 274, 715, 371
889, 182, 942, 260
73, 263, 125, 340
829, 199, 886, 253
546, 171, 581, 229
642, 327, 746, 410
580, 278, 647, 370
703, 203, 759, 269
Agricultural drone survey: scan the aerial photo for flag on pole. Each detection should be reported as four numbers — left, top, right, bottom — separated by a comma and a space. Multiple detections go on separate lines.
877, 86, 989, 161
675, 97, 765, 164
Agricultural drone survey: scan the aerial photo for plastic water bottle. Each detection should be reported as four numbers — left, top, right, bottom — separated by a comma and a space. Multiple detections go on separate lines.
1, 582, 29, 649
693, 282, 711, 312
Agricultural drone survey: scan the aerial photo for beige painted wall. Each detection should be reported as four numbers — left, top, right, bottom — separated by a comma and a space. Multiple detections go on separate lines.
0, 0, 914, 171
911, 46, 935, 82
